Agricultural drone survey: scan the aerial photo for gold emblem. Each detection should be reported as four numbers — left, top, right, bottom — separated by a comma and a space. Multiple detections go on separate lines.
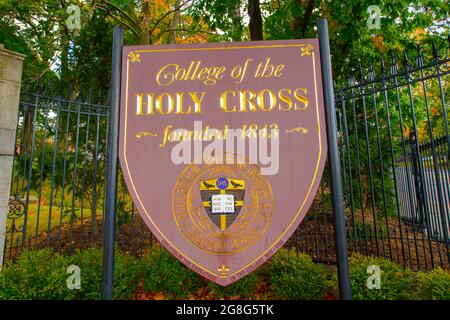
218, 264, 230, 279
301, 44, 313, 56
172, 159, 274, 255
128, 51, 141, 63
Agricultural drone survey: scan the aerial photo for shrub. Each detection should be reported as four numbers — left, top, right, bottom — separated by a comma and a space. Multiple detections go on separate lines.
413, 268, 450, 300
139, 248, 204, 299
0, 249, 75, 300
347, 254, 412, 300
69, 246, 140, 300
0, 247, 140, 300
268, 249, 328, 300
208, 273, 258, 299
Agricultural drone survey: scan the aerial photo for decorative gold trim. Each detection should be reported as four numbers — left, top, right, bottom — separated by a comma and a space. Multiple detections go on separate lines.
286, 127, 308, 134
301, 44, 313, 56
122, 44, 324, 280
218, 264, 230, 279
135, 43, 311, 54
230, 52, 323, 277
128, 51, 141, 63
136, 131, 158, 139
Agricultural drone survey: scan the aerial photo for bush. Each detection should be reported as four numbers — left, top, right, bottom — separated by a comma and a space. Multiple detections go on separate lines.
0, 247, 140, 300
0, 249, 75, 300
268, 249, 328, 300
347, 254, 412, 300
208, 273, 258, 299
2, 247, 448, 300
139, 248, 204, 299
69, 246, 140, 300
413, 268, 450, 300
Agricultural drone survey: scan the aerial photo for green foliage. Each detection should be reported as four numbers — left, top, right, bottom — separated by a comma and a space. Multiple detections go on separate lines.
0, 247, 140, 300
347, 254, 413, 300
268, 248, 328, 300
139, 248, 204, 299
208, 273, 258, 299
1, 247, 449, 300
0, 249, 75, 300
412, 268, 450, 300
189, 0, 244, 41
69, 246, 140, 300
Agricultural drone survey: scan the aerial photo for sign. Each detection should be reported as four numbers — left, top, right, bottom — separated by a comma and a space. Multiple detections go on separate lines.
119, 40, 327, 286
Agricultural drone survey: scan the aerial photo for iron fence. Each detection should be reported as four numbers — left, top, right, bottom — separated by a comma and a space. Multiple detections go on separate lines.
3, 82, 156, 263
3, 38, 449, 273
330, 39, 450, 270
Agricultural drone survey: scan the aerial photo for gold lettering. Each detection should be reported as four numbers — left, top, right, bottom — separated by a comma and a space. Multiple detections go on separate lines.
136, 93, 154, 115
189, 92, 205, 113
274, 64, 284, 77
257, 89, 276, 111
160, 125, 173, 147
239, 90, 257, 112
175, 92, 191, 114
220, 90, 237, 112
294, 87, 308, 110
156, 93, 174, 114
278, 88, 292, 111
156, 64, 177, 86
190, 61, 201, 80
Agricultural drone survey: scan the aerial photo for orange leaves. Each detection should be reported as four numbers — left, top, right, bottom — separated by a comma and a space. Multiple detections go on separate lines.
410, 28, 427, 42
403, 125, 410, 139
372, 35, 388, 53
430, 107, 440, 116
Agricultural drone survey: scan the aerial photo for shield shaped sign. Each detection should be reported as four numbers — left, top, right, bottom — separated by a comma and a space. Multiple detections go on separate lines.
119, 40, 327, 286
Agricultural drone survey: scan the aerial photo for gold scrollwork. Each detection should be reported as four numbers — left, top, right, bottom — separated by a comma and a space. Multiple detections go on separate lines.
128, 52, 141, 63
136, 131, 158, 139
285, 127, 308, 134
300, 44, 313, 56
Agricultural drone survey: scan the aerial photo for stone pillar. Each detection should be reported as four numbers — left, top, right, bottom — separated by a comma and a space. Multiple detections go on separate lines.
0, 44, 25, 267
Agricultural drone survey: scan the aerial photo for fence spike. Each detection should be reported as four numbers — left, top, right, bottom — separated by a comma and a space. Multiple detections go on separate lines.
358, 64, 365, 82
431, 40, 439, 60
390, 52, 398, 75
416, 44, 426, 67
368, 61, 376, 81
403, 49, 410, 70
380, 57, 387, 78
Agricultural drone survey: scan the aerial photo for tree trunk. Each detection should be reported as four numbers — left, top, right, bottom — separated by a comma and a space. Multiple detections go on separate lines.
168, 0, 181, 44
231, 1, 242, 41
248, 0, 263, 41
140, 0, 151, 44
292, 0, 315, 38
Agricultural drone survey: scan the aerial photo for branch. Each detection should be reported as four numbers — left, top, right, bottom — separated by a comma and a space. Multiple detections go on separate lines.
301, 0, 315, 36
148, 0, 193, 36
156, 27, 218, 42
96, 0, 141, 33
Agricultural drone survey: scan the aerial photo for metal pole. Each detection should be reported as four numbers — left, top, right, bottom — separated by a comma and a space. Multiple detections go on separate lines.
101, 26, 123, 300
317, 18, 352, 300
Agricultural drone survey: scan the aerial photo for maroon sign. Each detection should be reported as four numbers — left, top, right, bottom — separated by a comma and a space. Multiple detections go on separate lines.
119, 40, 327, 286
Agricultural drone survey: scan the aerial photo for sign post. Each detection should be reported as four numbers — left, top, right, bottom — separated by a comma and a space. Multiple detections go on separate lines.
317, 18, 352, 300
101, 26, 123, 300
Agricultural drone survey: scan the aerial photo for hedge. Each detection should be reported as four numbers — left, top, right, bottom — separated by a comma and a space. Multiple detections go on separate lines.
1, 247, 449, 300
